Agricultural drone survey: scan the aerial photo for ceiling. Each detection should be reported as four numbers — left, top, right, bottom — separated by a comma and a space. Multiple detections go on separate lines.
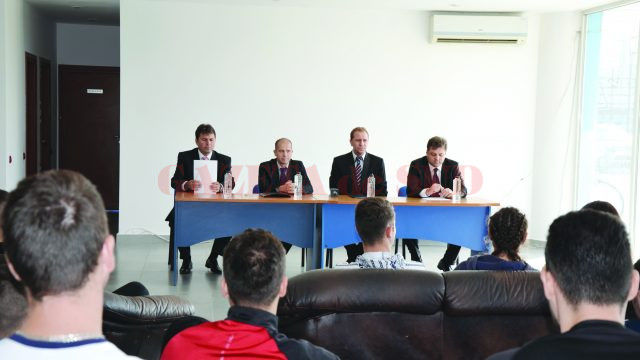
24, 0, 621, 26
25, 0, 119, 25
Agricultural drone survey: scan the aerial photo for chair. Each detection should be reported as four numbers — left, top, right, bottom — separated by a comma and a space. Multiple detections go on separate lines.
253, 184, 307, 267
103, 291, 195, 359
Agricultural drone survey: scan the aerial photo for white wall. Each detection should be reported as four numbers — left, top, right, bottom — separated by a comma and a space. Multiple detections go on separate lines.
57, 23, 119, 66
530, 12, 583, 241
0, 0, 55, 191
0, 1, 6, 190
121, 0, 547, 235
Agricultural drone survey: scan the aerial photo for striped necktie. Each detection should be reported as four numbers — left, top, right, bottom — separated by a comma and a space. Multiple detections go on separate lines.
355, 156, 363, 186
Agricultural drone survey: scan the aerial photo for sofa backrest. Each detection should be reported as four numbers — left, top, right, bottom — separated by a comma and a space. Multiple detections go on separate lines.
278, 269, 558, 360
442, 271, 558, 359
279, 269, 444, 359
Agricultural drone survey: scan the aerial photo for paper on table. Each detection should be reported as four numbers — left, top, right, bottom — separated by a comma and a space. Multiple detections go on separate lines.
193, 160, 218, 194
422, 197, 450, 201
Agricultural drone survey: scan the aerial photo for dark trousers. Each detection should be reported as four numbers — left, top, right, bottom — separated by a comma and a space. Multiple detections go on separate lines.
439, 244, 462, 269
205, 238, 292, 262
400, 239, 423, 262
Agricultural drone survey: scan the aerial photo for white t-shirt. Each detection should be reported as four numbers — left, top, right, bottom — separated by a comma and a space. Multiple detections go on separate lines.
0, 334, 140, 359
334, 252, 427, 270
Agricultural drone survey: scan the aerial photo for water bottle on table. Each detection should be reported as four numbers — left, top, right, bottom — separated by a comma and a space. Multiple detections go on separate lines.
367, 174, 375, 197
223, 171, 233, 197
294, 172, 303, 198
452, 176, 462, 202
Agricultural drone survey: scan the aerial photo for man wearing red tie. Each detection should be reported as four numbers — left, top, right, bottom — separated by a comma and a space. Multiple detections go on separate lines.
407, 136, 467, 271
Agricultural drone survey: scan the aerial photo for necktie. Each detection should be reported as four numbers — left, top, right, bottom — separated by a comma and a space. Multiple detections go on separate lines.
201, 156, 208, 160
431, 168, 440, 197
433, 168, 440, 184
279, 168, 288, 185
355, 156, 363, 186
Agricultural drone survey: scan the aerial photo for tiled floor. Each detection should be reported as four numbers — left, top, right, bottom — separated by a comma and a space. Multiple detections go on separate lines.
107, 235, 546, 321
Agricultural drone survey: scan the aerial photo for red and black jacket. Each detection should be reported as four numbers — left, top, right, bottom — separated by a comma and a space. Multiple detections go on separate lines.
161, 306, 340, 360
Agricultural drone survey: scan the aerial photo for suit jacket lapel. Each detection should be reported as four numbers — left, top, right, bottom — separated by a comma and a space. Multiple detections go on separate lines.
424, 157, 433, 188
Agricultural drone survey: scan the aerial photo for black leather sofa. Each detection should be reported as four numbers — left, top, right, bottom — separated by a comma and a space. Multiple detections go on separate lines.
103, 291, 195, 360
278, 269, 559, 360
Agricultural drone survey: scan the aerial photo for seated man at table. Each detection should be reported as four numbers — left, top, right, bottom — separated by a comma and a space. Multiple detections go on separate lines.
259, 138, 313, 253
336, 198, 425, 270
488, 210, 640, 359
165, 123, 233, 274
330, 127, 387, 263
161, 229, 339, 360
407, 136, 467, 271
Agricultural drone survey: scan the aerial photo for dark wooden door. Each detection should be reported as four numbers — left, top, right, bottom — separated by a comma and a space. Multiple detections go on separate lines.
39, 57, 52, 171
59, 65, 120, 210
25, 52, 37, 176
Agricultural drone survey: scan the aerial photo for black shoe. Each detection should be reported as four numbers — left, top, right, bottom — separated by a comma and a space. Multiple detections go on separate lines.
179, 259, 193, 274
437, 259, 452, 272
205, 257, 222, 274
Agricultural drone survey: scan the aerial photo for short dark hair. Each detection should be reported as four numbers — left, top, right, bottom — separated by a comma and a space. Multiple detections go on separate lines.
546, 210, 632, 306
2, 170, 108, 300
489, 207, 528, 262
355, 198, 395, 245
581, 200, 619, 217
223, 229, 285, 306
350, 127, 369, 140
427, 136, 448, 151
195, 124, 216, 139
0, 190, 8, 204
0, 260, 26, 338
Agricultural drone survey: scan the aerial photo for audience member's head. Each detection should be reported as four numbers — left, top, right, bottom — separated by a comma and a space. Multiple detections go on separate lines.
542, 210, 638, 331
581, 200, 619, 217
2, 170, 114, 301
0, 189, 7, 206
222, 229, 286, 312
489, 207, 528, 262
0, 188, 27, 338
0, 260, 26, 338
0, 189, 8, 251
632, 259, 640, 320
354, 197, 396, 249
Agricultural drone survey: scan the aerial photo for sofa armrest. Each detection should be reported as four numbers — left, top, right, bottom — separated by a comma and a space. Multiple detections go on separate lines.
103, 292, 195, 325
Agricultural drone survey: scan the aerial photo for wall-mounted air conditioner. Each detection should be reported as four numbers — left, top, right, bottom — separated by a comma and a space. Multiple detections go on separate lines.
431, 13, 527, 44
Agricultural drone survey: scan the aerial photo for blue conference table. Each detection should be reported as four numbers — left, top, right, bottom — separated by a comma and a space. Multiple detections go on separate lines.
172, 193, 499, 285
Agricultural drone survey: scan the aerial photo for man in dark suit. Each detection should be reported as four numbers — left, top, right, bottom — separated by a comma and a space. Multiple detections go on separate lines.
165, 124, 233, 274
258, 138, 314, 253
329, 127, 387, 262
406, 136, 467, 270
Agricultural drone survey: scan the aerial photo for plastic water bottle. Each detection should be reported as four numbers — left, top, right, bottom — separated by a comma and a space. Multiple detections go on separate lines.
452, 176, 462, 202
366, 174, 375, 197
294, 172, 303, 197
223, 171, 233, 196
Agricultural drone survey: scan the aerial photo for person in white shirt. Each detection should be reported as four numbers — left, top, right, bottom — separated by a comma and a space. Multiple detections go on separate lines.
336, 197, 425, 270
0, 170, 138, 359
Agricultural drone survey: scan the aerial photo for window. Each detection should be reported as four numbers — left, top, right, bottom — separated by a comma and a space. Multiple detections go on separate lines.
578, 2, 640, 249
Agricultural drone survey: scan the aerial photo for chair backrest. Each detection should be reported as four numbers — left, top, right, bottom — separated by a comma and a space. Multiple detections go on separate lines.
398, 186, 407, 197
252, 184, 260, 194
